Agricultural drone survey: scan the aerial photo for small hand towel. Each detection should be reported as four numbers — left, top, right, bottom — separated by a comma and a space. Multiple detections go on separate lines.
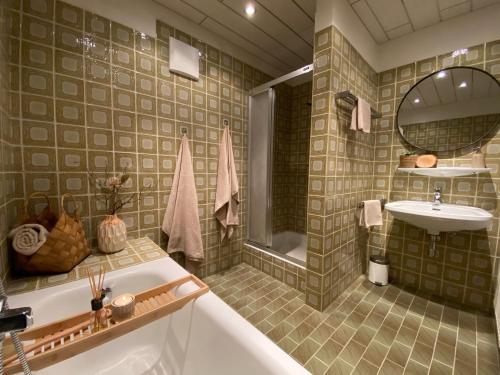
9, 224, 49, 256
359, 200, 383, 229
162, 135, 204, 269
214, 126, 239, 241
350, 97, 371, 133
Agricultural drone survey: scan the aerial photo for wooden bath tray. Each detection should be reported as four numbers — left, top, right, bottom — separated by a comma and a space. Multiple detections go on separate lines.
2, 274, 209, 374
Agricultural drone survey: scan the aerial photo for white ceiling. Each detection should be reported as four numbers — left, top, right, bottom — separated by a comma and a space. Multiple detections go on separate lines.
348, 0, 500, 44
153, 0, 316, 75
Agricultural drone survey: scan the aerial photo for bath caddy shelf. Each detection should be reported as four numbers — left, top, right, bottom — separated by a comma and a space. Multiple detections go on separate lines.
397, 167, 492, 177
2, 274, 209, 374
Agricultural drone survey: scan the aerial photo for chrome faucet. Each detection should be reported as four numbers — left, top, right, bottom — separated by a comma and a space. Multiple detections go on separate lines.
432, 186, 442, 210
0, 296, 33, 334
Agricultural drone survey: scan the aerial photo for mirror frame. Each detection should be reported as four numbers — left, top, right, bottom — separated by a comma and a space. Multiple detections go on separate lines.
396, 66, 500, 152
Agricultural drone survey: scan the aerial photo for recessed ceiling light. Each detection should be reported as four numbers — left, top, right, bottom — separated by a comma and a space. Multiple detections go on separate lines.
414, 98, 420, 103
459, 81, 467, 88
436, 71, 446, 79
244, 4, 256, 16
452, 48, 468, 58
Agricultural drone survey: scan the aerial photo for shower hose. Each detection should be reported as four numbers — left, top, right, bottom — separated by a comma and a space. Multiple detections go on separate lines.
0, 278, 32, 375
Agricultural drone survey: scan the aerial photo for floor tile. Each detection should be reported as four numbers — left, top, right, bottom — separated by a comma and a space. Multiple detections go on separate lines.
291, 338, 321, 365
206, 264, 499, 375
315, 339, 344, 366
325, 358, 353, 375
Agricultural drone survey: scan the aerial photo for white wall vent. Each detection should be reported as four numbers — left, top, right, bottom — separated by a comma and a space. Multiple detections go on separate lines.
169, 37, 199, 81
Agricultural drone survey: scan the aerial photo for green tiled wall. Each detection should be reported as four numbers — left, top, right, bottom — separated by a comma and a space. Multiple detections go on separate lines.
309, 24, 500, 312
5, 0, 272, 278
371, 42, 500, 312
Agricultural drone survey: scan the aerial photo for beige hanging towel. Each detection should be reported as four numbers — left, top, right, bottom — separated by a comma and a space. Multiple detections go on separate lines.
350, 97, 371, 133
162, 135, 204, 268
214, 126, 239, 241
359, 200, 383, 229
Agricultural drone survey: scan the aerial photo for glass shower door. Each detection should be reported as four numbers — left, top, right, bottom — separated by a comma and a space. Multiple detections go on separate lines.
247, 88, 274, 248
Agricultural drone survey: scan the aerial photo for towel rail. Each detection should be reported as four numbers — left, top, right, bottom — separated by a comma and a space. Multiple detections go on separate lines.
335, 90, 382, 119
358, 198, 386, 209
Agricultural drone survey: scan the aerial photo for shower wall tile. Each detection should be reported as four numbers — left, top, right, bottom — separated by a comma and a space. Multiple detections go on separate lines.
307, 25, 377, 311
242, 244, 307, 292
4, 0, 272, 279
272, 81, 311, 235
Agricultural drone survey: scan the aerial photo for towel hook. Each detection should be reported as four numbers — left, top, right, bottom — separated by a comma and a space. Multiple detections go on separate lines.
181, 127, 188, 135
223, 119, 229, 127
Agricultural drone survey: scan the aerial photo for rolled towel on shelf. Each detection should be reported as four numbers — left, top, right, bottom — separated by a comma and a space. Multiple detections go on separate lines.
9, 224, 49, 256
359, 200, 383, 229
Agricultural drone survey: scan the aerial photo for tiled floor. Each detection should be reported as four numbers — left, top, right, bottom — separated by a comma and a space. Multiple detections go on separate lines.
205, 263, 500, 375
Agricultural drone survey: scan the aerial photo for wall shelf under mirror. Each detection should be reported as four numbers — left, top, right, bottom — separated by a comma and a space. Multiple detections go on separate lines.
397, 167, 492, 177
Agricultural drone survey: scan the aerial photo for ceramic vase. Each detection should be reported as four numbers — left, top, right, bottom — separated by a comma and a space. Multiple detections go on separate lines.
98, 214, 127, 254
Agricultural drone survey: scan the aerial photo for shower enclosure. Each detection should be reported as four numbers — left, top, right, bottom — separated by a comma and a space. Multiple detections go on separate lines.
247, 65, 312, 265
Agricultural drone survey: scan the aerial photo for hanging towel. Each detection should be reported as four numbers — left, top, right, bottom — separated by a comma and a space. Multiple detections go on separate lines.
162, 135, 204, 270
359, 200, 383, 229
214, 126, 239, 241
350, 97, 371, 133
9, 224, 49, 256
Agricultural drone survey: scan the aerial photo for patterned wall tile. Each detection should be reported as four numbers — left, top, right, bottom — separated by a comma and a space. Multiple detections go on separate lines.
21, 41, 52, 70
22, 15, 53, 45
55, 25, 82, 54
85, 11, 110, 39
369, 43, 500, 313
55, 1, 82, 29
2, 1, 267, 280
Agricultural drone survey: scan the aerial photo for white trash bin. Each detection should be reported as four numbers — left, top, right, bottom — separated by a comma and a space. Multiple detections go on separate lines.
368, 255, 389, 286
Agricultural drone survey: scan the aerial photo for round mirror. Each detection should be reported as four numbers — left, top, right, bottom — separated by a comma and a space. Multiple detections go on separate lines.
397, 67, 500, 152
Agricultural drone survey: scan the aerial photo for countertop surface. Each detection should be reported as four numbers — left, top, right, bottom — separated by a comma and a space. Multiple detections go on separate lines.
6, 237, 168, 295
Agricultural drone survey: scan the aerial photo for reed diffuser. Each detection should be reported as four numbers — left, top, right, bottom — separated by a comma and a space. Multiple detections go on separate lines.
86, 265, 109, 332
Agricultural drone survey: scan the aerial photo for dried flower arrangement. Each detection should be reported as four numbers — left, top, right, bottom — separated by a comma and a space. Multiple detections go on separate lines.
87, 165, 150, 215
87, 165, 151, 253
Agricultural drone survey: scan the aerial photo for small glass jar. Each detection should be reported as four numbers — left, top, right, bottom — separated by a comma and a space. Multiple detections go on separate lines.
91, 298, 108, 332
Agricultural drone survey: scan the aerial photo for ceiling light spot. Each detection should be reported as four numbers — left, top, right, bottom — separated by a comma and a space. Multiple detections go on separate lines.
436, 71, 446, 79
452, 48, 468, 58
459, 81, 467, 88
413, 98, 420, 103
244, 4, 256, 16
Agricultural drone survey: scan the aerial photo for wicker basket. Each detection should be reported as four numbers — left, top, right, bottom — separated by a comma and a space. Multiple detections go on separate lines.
399, 154, 418, 168
20, 192, 58, 232
13, 194, 91, 275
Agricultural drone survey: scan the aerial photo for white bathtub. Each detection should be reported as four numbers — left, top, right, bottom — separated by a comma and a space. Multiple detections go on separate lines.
8, 258, 310, 375
272, 231, 307, 263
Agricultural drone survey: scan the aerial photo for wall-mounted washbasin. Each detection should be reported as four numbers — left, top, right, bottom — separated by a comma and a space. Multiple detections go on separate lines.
385, 201, 492, 235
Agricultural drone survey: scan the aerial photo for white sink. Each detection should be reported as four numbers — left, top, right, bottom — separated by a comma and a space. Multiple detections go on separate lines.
385, 200, 493, 235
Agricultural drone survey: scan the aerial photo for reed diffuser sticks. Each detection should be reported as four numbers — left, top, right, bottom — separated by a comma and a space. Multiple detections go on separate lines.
86, 265, 108, 331
86, 265, 106, 299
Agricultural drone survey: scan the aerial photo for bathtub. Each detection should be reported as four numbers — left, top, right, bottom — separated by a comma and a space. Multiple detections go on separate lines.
8, 257, 310, 375
272, 231, 307, 263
